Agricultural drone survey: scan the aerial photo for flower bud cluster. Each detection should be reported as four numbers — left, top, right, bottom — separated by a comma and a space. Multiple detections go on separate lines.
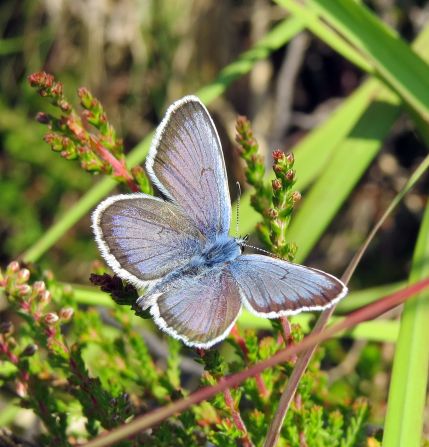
28, 71, 151, 193
235, 116, 301, 261
0, 261, 74, 359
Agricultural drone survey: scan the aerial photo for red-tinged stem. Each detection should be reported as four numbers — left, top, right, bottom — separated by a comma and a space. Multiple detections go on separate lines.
230, 325, 269, 398
197, 345, 253, 440
223, 387, 254, 447
80, 277, 429, 447
89, 137, 139, 192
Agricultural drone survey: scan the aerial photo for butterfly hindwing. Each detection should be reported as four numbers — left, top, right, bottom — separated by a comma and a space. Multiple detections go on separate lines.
228, 254, 348, 318
147, 266, 242, 348
146, 96, 231, 241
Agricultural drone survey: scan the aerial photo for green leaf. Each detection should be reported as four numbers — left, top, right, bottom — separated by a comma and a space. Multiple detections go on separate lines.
382, 202, 429, 447
294, 0, 429, 122
287, 83, 400, 262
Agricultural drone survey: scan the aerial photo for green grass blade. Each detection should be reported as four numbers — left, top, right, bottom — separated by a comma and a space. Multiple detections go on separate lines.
382, 203, 429, 446
305, 0, 429, 122
22, 17, 303, 263
236, 78, 385, 236
276, 0, 373, 73
287, 86, 401, 262
335, 282, 404, 313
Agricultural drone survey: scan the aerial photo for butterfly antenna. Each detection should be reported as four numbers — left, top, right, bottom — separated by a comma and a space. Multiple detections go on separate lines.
235, 181, 241, 238
240, 241, 285, 261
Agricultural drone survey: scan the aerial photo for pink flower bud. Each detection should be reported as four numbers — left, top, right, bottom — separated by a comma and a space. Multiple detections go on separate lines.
291, 191, 302, 204
285, 170, 295, 182
39, 290, 52, 305
17, 284, 31, 296
266, 208, 279, 219
44, 313, 59, 325
272, 150, 285, 161
33, 281, 46, 294
272, 179, 282, 191
7, 261, 20, 274
59, 307, 74, 322
17, 269, 30, 284
286, 153, 294, 164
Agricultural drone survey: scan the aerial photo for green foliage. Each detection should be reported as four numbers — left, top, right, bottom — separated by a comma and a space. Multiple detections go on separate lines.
0, 0, 429, 446
27, 72, 151, 194
0, 261, 370, 446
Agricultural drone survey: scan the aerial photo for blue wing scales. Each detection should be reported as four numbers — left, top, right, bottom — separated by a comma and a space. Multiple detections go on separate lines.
146, 96, 231, 241
92, 193, 205, 290
228, 255, 347, 318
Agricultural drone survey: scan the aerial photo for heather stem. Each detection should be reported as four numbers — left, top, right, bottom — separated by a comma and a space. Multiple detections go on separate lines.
223, 387, 255, 447
230, 326, 270, 398
89, 137, 139, 192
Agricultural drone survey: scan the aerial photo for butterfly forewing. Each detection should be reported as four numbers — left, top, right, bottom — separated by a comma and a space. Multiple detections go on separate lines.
229, 255, 347, 318
92, 194, 204, 290
148, 266, 242, 348
146, 96, 231, 241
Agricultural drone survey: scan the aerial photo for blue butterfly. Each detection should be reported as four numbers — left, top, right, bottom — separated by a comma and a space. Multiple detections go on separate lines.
92, 96, 348, 349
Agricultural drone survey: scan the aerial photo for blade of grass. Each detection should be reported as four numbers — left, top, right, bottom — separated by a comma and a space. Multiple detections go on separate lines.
287, 85, 400, 262
237, 78, 389, 237
21, 16, 304, 263
239, 22, 429, 239
382, 204, 429, 446
276, 0, 373, 73
303, 0, 429, 122
81, 277, 429, 447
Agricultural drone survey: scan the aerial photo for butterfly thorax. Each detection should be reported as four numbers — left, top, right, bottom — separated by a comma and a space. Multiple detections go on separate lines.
190, 235, 241, 268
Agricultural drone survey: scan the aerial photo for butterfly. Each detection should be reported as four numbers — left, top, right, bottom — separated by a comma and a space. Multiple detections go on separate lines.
92, 96, 348, 349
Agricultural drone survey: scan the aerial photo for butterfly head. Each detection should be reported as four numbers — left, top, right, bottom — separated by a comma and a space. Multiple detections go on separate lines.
236, 234, 249, 251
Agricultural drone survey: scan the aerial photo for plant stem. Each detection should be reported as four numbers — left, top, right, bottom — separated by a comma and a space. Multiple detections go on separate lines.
223, 387, 254, 447
89, 137, 139, 192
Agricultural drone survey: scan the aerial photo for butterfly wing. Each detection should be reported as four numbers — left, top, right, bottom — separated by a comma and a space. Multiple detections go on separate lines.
229, 254, 347, 318
146, 96, 231, 241
92, 193, 205, 290
143, 266, 242, 348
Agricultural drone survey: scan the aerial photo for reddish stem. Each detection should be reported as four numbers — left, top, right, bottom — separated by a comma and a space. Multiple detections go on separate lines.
223, 387, 254, 447
279, 317, 291, 342
230, 325, 269, 398
89, 137, 139, 192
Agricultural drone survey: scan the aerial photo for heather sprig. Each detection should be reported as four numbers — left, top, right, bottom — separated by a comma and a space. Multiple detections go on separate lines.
236, 116, 300, 261
27, 72, 152, 194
